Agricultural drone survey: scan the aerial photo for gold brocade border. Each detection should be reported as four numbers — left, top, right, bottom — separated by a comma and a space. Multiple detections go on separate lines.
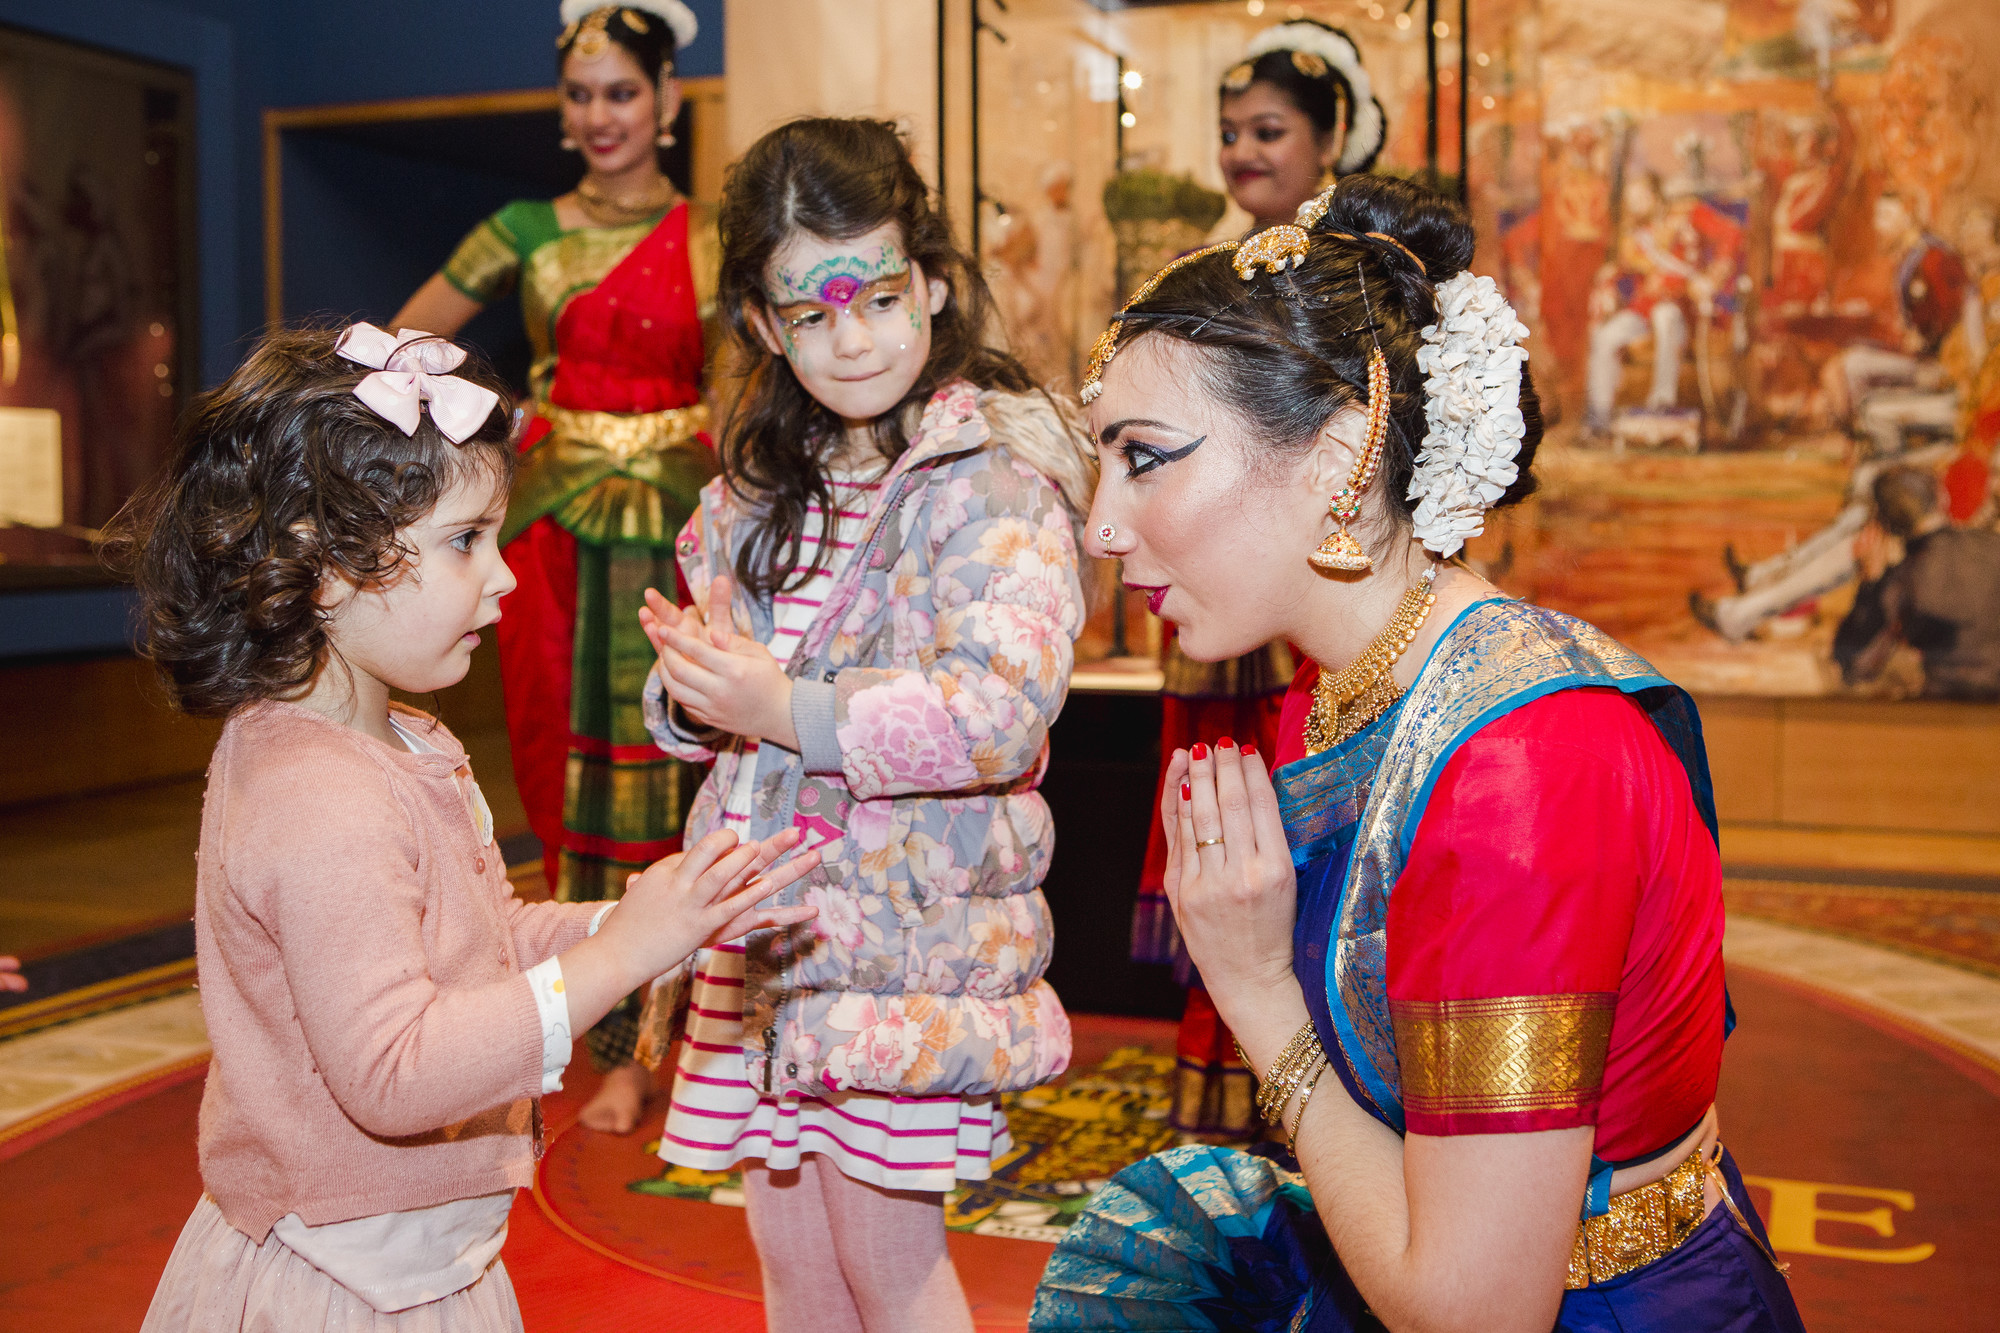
1392, 992, 1615, 1116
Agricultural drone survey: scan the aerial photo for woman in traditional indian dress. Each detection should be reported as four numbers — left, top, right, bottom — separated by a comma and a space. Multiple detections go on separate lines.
1135, 17, 1391, 1143
1034, 176, 1806, 1331
391, 0, 717, 1133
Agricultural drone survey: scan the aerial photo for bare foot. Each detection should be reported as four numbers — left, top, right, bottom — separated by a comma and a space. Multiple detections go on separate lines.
579, 1060, 654, 1134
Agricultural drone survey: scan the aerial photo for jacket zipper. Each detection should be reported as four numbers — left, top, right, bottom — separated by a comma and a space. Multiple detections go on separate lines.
761, 468, 919, 1096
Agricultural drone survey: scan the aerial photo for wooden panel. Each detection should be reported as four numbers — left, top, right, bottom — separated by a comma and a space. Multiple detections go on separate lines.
0, 639, 509, 811
1693, 695, 1780, 825
1777, 699, 2000, 836
0, 658, 220, 808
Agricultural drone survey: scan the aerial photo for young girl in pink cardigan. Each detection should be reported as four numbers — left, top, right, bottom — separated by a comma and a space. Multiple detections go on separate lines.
116, 323, 820, 1331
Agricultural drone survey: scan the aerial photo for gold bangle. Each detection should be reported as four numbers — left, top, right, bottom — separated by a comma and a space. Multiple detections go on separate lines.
1253, 1022, 1326, 1125
1285, 1054, 1330, 1151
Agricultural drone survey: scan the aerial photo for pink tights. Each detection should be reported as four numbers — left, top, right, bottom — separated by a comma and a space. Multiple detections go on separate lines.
742, 1155, 975, 1333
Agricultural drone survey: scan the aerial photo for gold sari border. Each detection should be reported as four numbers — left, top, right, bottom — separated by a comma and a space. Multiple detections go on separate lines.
1393, 991, 1615, 1117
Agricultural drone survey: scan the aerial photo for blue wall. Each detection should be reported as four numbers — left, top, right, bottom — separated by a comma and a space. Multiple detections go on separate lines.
0, 0, 723, 379
0, 0, 724, 657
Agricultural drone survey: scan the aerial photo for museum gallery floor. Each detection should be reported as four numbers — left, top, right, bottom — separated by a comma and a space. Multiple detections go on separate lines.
3, 892, 1997, 1332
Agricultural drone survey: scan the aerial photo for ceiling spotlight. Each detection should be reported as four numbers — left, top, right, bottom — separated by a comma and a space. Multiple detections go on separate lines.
1122, 69, 1143, 90
1120, 110, 1136, 128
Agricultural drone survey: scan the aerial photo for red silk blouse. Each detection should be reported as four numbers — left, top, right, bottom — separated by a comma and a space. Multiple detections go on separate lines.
1279, 679, 1725, 1162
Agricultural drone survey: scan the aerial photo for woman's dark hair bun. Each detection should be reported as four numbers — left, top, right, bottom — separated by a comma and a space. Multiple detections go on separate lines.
1109, 168, 1541, 533
1316, 173, 1474, 285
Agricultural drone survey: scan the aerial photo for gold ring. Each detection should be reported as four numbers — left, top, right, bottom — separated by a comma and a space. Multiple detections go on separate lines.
1194, 836, 1225, 848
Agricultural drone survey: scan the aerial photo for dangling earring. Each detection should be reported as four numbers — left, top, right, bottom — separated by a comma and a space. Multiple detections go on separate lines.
656, 129, 676, 147
1310, 347, 1392, 574
560, 133, 578, 152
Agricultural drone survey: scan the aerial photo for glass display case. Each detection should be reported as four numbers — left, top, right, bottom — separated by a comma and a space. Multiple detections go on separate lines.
0, 23, 196, 586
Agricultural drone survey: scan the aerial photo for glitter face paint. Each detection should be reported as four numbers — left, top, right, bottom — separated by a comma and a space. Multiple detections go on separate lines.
757, 224, 944, 428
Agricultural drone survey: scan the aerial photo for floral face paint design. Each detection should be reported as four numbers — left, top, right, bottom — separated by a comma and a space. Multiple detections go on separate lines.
773, 243, 905, 307
758, 224, 944, 427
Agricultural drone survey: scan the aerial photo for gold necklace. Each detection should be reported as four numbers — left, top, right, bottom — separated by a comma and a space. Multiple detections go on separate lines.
574, 173, 678, 227
1303, 565, 1439, 755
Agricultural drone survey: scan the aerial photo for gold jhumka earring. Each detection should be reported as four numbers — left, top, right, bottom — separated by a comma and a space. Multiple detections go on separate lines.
1309, 346, 1391, 574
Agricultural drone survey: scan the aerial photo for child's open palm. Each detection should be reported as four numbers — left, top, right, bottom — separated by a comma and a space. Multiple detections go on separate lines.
640, 576, 799, 749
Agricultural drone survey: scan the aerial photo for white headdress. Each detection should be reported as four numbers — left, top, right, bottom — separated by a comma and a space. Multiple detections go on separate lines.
1408, 273, 1531, 557
1241, 22, 1385, 176
559, 0, 698, 51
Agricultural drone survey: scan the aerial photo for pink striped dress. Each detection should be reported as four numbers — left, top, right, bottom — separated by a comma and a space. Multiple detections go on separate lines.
658, 469, 1012, 1193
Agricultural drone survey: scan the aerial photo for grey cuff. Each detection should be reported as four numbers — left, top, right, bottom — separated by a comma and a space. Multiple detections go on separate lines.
790, 677, 845, 775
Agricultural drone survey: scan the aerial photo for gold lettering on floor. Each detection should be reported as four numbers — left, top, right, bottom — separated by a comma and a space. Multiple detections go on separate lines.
1742, 1176, 1937, 1264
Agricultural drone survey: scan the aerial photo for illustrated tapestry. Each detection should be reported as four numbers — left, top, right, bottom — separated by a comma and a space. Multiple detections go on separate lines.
1462, 0, 2000, 699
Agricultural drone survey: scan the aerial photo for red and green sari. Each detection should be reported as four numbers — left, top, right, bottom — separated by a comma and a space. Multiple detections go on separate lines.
442, 197, 718, 1067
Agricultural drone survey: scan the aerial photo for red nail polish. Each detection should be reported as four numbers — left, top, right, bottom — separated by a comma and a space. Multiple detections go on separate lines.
1191, 742, 1209, 760
1217, 736, 1236, 750
1242, 744, 1257, 757
1180, 781, 1191, 801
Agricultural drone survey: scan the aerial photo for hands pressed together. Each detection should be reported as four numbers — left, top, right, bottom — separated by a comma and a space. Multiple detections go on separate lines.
641, 576, 799, 751
1158, 737, 1307, 1045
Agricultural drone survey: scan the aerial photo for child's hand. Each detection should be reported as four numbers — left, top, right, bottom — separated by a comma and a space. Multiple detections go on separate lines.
643, 574, 800, 749
0, 956, 25, 993
600, 827, 821, 985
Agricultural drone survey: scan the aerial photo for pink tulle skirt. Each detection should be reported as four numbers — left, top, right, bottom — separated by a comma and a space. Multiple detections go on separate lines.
141, 1196, 522, 1333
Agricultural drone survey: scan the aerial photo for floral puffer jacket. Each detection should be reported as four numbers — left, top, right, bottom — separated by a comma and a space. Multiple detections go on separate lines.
642, 381, 1088, 1099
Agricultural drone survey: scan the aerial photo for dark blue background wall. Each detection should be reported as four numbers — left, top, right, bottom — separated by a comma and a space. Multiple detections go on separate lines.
0, 0, 724, 656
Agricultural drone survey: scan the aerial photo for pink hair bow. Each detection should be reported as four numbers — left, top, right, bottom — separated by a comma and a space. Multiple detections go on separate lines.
334, 323, 501, 444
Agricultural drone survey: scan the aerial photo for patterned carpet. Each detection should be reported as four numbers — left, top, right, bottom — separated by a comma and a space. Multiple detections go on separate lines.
6, 890, 2000, 1331
1725, 879, 2000, 979
632, 1042, 1185, 1245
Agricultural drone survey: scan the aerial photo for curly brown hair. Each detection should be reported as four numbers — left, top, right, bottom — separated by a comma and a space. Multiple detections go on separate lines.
104, 324, 515, 717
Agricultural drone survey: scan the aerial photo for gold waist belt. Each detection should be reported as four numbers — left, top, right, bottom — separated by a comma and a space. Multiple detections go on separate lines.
538, 400, 710, 461
1566, 1146, 1710, 1289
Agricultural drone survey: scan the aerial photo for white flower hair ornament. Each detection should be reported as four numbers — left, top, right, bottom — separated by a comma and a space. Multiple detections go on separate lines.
558, 0, 698, 51
1407, 273, 1531, 558
1241, 22, 1386, 175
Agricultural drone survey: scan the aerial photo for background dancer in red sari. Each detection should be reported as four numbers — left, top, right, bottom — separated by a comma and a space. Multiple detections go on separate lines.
1134, 18, 1389, 1142
392, 0, 716, 1133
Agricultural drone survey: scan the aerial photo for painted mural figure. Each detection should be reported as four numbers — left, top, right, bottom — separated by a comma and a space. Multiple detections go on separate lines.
1584, 173, 1741, 446
1835, 466, 2000, 699
390, 0, 716, 1135
1764, 114, 1848, 320
1823, 191, 1968, 459
1695, 192, 1971, 645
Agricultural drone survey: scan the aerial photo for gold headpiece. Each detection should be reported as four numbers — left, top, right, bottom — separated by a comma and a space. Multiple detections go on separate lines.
1079, 242, 1238, 403
560, 7, 614, 57
1222, 61, 1256, 92
1078, 185, 1426, 404
1291, 50, 1329, 79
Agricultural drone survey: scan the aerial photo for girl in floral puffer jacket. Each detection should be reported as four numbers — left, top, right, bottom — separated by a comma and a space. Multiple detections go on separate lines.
636, 118, 1095, 1333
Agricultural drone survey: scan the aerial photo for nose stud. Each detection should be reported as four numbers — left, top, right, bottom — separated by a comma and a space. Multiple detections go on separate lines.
1097, 523, 1117, 546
